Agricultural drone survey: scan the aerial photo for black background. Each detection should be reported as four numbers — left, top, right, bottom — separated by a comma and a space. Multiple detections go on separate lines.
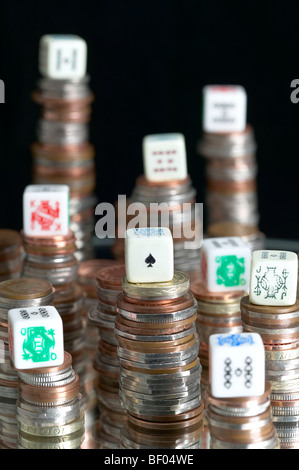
0, 0, 298, 240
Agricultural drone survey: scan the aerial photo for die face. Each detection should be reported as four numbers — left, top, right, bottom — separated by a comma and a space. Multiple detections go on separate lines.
39, 35, 87, 79
201, 237, 251, 292
202, 85, 247, 133
8, 306, 64, 370
23, 184, 69, 236
125, 227, 174, 283
209, 333, 265, 398
249, 250, 298, 306
142, 133, 188, 182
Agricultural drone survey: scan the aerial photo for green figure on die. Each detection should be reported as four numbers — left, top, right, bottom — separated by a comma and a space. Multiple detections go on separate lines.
215, 255, 246, 287
21, 326, 56, 363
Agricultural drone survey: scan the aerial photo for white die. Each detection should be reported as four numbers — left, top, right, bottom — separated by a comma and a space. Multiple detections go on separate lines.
249, 250, 298, 306
202, 85, 247, 133
8, 306, 64, 370
209, 332, 265, 398
23, 184, 69, 236
39, 34, 87, 79
201, 236, 251, 292
142, 133, 188, 182
125, 227, 174, 283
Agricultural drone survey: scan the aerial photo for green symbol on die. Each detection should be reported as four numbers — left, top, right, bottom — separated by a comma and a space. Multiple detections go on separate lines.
21, 326, 56, 363
215, 255, 246, 287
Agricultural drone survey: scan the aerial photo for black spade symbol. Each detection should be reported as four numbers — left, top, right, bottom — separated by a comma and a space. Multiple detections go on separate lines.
145, 253, 156, 267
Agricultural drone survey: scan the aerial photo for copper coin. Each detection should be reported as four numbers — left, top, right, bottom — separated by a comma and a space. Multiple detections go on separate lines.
116, 333, 195, 351
241, 296, 299, 315
54, 284, 83, 305
78, 259, 120, 282
121, 293, 186, 307
16, 351, 72, 375
136, 174, 190, 188
207, 381, 271, 408
31, 141, 95, 162
0, 277, 53, 300
117, 292, 194, 314
97, 265, 126, 290
191, 282, 245, 303
18, 373, 80, 400
207, 221, 259, 238
118, 336, 198, 354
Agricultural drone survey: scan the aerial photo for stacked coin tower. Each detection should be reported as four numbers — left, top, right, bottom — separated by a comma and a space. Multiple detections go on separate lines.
21, 184, 97, 445
0, 278, 55, 448
15, 353, 85, 449
206, 332, 280, 449
198, 85, 260, 230
0, 229, 24, 282
191, 236, 251, 408
31, 34, 96, 261
112, 133, 202, 283
7, 304, 85, 449
115, 228, 204, 449
89, 264, 127, 449
241, 249, 299, 449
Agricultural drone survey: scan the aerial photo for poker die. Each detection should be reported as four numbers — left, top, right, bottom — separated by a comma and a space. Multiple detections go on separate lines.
249, 250, 298, 306
125, 227, 174, 283
202, 85, 247, 133
39, 34, 87, 79
8, 306, 64, 370
142, 133, 188, 182
201, 236, 251, 292
209, 332, 265, 398
23, 184, 69, 236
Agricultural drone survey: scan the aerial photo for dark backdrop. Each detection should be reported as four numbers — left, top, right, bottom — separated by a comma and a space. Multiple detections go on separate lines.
0, 0, 298, 240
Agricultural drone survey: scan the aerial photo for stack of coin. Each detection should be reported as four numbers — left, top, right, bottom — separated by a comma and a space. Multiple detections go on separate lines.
115, 270, 204, 449
0, 229, 24, 281
198, 125, 260, 228
77, 259, 121, 362
16, 351, 85, 449
88, 264, 127, 448
190, 282, 245, 406
206, 222, 265, 252
206, 381, 280, 449
241, 296, 299, 448
21, 230, 98, 445
0, 277, 54, 448
31, 75, 97, 261
112, 175, 202, 283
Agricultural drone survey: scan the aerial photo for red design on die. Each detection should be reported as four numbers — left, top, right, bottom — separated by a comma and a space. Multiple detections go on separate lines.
31, 200, 60, 231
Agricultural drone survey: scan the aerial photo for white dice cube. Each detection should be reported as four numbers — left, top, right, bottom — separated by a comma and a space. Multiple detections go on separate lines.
39, 34, 87, 79
8, 306, 64, 370
201, 236, 251, 292
142, 133, 188, 182
202, 85, 247, 133
249, 250, 298, 306
23, 184, 69, 236
209, 332, 265, 398
125, 227, 174, 283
